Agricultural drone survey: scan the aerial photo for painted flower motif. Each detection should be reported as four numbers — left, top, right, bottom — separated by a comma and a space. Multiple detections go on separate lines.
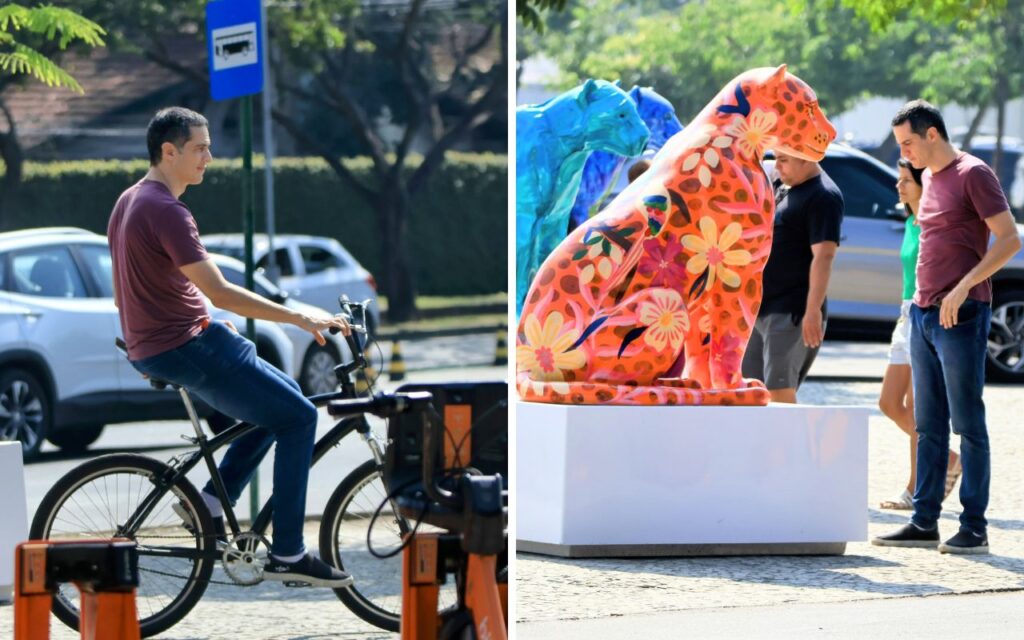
711, 332, 744, 381
681, 217, 753, 289
682, 124, 733, 187
699, 313, 713, 335
637, 237, 688, 288
637, 289, 690, 351
580, 238, 625, 284
726, 109, 779, 159
516, 311, 587, 382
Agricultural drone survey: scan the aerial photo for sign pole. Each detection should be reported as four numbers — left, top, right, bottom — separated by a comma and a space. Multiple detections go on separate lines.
207, 0, 265, 522
241, 93, 259, 518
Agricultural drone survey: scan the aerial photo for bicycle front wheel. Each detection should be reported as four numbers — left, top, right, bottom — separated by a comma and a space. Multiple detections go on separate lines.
319, 459, 458, 631
30, 453, 215, 638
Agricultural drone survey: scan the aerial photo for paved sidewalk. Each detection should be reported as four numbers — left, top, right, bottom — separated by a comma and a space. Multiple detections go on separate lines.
516, 342, 1024, 637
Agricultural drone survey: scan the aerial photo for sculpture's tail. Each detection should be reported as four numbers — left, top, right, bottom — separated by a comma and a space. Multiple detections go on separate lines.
516, 373, 770, 406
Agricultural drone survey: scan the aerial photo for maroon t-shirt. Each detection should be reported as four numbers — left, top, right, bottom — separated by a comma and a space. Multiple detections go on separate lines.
914, 152, 1010, 308
108, 179, 210, 360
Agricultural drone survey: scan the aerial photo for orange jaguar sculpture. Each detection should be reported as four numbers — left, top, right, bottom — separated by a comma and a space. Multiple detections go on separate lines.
516, 65, 837, 406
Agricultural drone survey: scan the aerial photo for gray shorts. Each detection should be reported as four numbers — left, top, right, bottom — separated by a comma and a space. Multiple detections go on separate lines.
741, 312, 824, 390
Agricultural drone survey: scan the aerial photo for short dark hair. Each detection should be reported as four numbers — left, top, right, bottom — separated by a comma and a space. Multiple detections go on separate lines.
147, 107, 208, 165
627, 159, 651, 183
891, 100, 948, 141
897, 157, 924, 186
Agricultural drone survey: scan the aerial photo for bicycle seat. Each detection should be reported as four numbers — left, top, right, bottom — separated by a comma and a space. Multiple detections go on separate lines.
114, 337, 177, 390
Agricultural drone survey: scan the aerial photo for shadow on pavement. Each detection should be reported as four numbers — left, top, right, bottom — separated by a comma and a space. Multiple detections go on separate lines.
27, 443, 185, 464
517, 551, 949, 598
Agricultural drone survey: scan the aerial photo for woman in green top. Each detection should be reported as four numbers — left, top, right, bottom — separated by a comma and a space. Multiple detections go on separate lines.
878, 158, 961, 510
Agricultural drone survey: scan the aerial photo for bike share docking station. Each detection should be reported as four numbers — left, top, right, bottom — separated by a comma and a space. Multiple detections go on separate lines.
517, 402, 870, 557
13, 539, 140, 640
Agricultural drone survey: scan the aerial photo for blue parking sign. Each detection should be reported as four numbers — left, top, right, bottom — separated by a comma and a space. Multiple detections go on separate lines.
206, 0, 263, 100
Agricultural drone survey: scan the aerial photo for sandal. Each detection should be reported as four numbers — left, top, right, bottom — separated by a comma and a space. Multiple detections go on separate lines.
944, 455, 962, 502
879, 489, 914, 510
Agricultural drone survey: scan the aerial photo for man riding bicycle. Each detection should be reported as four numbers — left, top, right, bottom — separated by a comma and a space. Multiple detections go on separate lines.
108, 106, 353, 588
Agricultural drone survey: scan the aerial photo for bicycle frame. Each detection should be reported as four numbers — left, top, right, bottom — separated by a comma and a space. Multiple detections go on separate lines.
116, 387, 384, 562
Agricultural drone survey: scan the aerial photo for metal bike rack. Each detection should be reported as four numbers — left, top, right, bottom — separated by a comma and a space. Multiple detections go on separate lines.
14, 539, 140, 640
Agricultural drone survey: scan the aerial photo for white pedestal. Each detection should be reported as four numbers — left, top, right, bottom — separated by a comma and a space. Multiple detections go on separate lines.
0, 442, 28, 602
517, 402, 870, 557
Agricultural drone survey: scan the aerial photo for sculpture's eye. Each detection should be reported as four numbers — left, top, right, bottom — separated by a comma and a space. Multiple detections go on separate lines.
619, 113, 626, 119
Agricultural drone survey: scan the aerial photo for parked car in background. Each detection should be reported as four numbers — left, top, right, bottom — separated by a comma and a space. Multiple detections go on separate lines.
202, 234, 381, 334
0, 228, 344, 460
210, 253, 351, 395
766, 143, 1024, 383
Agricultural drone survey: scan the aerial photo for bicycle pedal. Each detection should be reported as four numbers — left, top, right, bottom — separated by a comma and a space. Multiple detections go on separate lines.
283, 580, 313, 588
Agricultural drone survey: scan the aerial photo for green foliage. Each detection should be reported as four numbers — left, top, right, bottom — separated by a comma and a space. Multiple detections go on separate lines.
805, 0, 1008, 31
1, 153, 508, 296
0, 3, 105, 92
518, 0, 569, 33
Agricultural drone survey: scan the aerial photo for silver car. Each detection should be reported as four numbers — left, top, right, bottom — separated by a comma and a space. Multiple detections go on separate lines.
788, 144, 1024, 383
202, 234, 381, 334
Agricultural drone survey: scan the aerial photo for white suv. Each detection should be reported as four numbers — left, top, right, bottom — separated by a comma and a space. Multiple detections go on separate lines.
0, 229, 344, 460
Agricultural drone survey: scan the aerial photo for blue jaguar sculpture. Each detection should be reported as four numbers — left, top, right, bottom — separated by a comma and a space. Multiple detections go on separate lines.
516, 79, 650, 315
568, 86, 684, 231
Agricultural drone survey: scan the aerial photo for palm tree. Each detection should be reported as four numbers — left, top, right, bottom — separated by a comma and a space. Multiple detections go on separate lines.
0, 3, 105, 225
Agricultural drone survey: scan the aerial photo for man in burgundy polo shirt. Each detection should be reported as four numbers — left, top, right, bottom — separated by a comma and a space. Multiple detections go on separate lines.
873, 100, 1022, 554
109, 106, 353, 587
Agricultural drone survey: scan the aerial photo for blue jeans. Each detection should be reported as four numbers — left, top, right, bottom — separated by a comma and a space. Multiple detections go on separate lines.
132, 321, 318, 556
909, 300, 991, 535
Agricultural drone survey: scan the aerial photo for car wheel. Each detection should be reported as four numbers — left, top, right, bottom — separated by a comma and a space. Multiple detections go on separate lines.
46, 423, 105, 452
987, 287, 1024, 383
0, 368, 50, 461
301, 344, 341, 395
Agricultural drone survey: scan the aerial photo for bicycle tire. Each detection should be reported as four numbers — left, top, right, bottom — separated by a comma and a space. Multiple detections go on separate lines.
30, 453, 215, 638
319, 459, 457, 631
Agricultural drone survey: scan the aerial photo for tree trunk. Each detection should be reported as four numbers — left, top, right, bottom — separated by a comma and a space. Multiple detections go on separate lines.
0, 121, 24, 230
960, 102, 989, 152
871, 129, 898, 164
994, 80, 1007, 178
378, 190, 418, 323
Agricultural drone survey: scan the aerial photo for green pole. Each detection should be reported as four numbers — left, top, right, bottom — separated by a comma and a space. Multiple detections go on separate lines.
241, 94, 259, 519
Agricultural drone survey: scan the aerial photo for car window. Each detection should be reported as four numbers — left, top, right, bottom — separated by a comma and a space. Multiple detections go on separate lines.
820, 157, 899, 220
218, 262, 273, 298
10, 246, 88, 298
76, 244, 115, 298
0, 253, 6, 290
256, 248, 294, 277
299, 244, 344, 274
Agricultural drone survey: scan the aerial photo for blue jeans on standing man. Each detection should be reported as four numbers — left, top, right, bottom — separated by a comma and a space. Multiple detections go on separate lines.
132, 321, 318, 556
909, 299, 991, 536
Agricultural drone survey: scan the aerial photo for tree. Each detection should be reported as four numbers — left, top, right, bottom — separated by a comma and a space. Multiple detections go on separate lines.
532, 0, 920, 120
63, 0, 506, 322
517, 0, 569, 33
819, 0, 1007, 31
0, 3, 104, 225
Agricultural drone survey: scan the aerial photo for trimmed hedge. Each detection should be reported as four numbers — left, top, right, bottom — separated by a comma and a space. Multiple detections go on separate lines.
2, 153, 508, 296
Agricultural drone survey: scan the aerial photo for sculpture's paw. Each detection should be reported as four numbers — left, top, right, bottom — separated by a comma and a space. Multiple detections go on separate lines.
742, 377, 767, 390
657, 377, 704, 390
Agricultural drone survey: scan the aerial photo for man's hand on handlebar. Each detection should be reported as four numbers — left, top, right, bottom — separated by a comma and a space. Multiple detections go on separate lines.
297, 312, 352, 345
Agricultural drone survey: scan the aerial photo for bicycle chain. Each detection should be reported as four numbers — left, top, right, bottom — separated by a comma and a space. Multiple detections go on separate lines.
134, 536, 261, 588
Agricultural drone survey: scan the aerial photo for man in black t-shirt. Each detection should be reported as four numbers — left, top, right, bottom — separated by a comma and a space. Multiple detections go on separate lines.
741, 151, 844, 403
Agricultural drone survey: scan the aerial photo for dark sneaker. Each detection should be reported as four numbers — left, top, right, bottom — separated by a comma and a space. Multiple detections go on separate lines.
938, 529, 989, 555
871, 523, 940, 548
173, 502, 228, 546
263, 553, 354, 588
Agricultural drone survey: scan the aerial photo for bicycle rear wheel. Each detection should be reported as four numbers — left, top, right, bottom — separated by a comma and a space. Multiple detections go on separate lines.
29, 453, 215, 638
319, 459, 458, 631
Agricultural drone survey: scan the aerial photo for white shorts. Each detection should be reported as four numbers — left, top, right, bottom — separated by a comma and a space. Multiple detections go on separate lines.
887, 300, 913, 366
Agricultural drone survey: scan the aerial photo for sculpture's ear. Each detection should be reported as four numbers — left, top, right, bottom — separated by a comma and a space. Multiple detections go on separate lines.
629, 86, 643, 104
772, 64, 788, 83
578, 78, 599, 105
613, 79, 622, 87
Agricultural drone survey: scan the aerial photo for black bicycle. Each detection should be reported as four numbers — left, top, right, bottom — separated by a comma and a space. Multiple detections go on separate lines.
29, 298, 453, 637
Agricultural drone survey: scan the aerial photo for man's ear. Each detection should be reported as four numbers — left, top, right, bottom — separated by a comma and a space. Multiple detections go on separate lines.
161, 140, 178, 161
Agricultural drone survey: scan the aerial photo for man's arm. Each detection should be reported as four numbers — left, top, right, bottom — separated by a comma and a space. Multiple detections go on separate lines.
802, 241, 838, 348
939, 210, 1022, 328
179, 258, 349, 345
